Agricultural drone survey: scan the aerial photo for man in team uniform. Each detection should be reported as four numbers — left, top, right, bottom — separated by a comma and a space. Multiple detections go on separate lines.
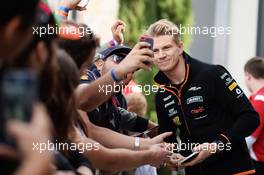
245, 57, 264, 175
146, 19, 260, 175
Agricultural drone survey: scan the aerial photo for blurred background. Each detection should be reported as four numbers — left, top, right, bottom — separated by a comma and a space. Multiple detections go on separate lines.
48, 1, 264, 174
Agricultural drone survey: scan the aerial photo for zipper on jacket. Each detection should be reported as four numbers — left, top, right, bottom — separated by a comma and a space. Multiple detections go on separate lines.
163, 86, 192, 137
168, 64, 192, 137
178, 92, 192, 137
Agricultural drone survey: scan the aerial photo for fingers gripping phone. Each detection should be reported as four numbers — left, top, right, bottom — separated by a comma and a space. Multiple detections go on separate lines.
78, 0, 90, 8
139, 35, 154, 66
0, 70, 37, 144
179, 152, 199, 164
139, 35, 154, 50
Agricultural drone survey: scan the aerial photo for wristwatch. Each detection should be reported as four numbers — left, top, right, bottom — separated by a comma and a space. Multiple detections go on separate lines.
134, 137, 140, 150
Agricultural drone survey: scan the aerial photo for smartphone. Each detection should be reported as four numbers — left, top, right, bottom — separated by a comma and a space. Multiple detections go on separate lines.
135, 126, 159, 138
78, 0, 90, 8
0, 69, 37, 143
139, 35, 153, 50
139, 35, 154, 66
179, 152, 199, 164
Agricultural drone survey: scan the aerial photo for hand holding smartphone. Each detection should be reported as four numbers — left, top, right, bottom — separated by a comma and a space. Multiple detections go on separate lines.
139, 35, 154, 66
179, 152, 199, 164
139, 35, 154, 50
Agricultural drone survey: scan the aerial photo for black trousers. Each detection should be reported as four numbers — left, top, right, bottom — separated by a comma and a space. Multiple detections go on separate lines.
253, 160, 264, 175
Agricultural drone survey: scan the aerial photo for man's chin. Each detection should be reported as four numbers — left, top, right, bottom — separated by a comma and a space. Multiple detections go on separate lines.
158, 66, 172, 72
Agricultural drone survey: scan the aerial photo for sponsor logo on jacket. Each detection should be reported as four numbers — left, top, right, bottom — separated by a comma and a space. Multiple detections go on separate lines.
186, 96, 203, 105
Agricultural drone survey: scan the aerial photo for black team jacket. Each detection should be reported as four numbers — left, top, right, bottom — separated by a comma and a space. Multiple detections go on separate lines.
154, 52, 260, 175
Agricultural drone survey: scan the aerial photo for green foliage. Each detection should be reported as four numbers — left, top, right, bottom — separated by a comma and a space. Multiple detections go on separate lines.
119, 0, 193, 47
156, 0, 193, 47
119, 0, 193, 122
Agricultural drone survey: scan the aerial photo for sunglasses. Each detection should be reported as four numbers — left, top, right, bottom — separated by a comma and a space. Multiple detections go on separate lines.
110, 54, 125, 63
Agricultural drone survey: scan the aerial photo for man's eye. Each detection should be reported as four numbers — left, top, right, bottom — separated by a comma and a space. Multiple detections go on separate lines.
163, 46, 171, 50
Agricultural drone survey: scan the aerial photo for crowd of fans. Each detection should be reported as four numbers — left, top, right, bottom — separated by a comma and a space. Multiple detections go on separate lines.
0, 0, 173, 175
1, 0, 264, 175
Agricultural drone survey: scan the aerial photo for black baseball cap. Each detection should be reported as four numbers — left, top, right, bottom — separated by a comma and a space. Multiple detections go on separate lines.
99, 45, 132, 61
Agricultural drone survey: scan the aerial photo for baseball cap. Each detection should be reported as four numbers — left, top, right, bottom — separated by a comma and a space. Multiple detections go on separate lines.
99, 45, 131, 61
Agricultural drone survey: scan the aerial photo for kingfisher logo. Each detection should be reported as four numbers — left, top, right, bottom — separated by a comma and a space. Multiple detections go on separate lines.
191, 106, 205, 114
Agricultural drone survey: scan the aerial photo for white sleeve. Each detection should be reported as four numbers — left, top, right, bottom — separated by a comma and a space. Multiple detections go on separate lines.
246, 136, 258, 161
246, 136, 256, 149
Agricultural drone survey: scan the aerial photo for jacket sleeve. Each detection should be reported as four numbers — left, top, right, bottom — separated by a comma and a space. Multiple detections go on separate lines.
155, 91, 177, 143
212, 65, 260, 145
117, 107, 149, 132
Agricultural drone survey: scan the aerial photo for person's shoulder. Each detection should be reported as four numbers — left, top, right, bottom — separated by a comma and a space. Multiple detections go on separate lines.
252, 89, 264, 114
254, 94, 264, 101
253, 88, 264, 102
189, 57, 216, 75
80, 67, 99, 84
258, 86, 264, 96
203, 64, 230, 79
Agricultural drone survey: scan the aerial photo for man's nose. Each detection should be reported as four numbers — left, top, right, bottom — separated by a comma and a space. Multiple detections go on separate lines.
156, 50, 166, 59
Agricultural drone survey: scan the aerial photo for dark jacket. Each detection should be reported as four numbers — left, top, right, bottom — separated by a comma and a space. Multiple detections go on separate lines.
154, 52, 260, 175
80, 64, 149, 133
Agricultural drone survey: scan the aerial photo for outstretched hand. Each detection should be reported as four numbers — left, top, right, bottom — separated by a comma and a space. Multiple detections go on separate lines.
150, 132, 173, 145
111, 20, 126, 44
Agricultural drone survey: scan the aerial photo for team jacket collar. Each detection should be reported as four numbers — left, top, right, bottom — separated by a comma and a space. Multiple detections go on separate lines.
154, 51, 191, 86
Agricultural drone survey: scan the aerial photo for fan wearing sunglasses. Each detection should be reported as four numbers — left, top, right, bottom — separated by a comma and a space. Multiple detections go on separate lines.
80, 45, 155, 136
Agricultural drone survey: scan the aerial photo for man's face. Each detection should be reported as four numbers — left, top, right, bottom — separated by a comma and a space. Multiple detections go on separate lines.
101, 55, 119, 75
100, 54, 133, 84
153, 35, 183, 73
101, 53, 127, 75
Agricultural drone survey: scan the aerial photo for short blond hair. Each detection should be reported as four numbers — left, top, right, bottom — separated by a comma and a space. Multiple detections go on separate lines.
146, 19, 181, 45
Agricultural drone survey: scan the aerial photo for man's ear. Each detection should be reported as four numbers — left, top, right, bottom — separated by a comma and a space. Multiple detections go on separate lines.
245, 72, 252, 81
177, 41, 184, 55
95, 59, 104, 70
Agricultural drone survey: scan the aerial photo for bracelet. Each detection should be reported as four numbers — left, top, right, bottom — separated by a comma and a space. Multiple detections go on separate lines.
56, 10, 68, 17
58, 6, 70, 13
110, 68, 122, 82
134, 137, 140, 150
